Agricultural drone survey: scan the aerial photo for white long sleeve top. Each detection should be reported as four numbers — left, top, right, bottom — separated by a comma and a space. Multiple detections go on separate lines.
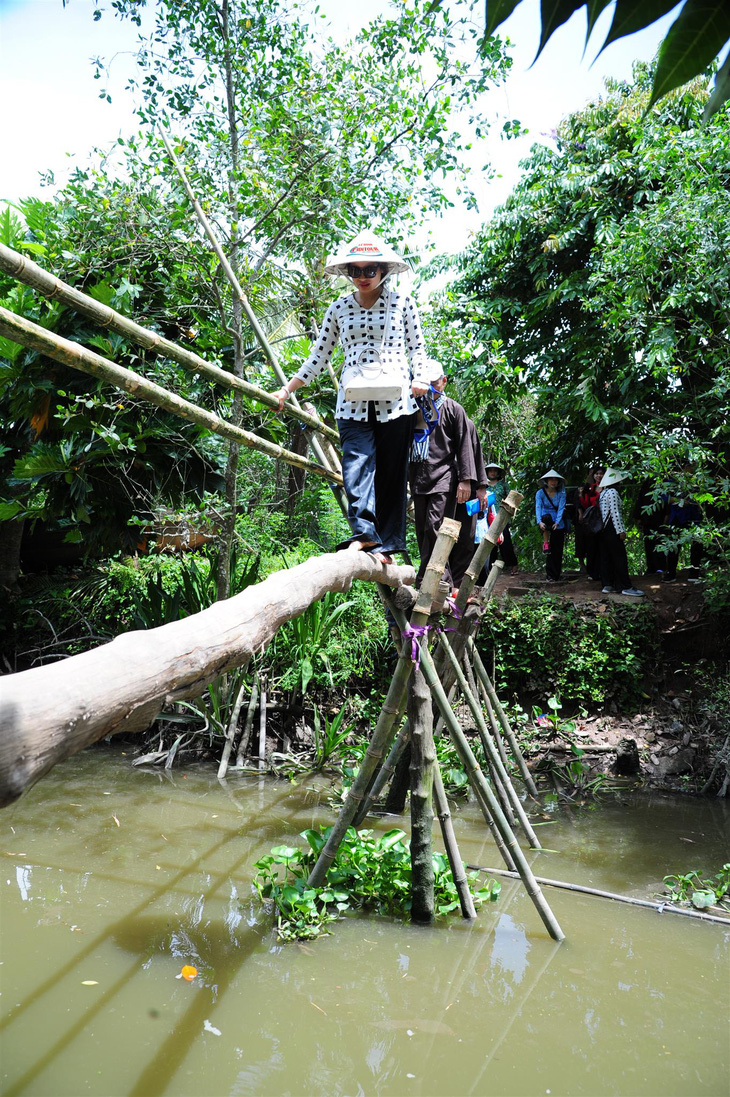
293, 289, 428, 422
599, 486, 625, 534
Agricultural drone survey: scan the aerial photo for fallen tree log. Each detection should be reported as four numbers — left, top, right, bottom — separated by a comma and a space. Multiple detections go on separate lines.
0, 553, 414, 808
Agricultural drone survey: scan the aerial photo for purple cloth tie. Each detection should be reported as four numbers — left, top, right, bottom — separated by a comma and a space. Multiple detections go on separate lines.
402, 623, 430, 670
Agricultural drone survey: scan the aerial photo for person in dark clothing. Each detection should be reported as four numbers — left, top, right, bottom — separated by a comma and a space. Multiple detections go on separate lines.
449, 419, 489, 591
577, 466, 604, 580
634, 478, 667, 575
409, 361, 477, 587
663, 492, 703, 582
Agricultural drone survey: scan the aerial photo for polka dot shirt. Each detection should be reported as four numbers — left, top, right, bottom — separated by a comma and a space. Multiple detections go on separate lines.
293, 289, 428, 422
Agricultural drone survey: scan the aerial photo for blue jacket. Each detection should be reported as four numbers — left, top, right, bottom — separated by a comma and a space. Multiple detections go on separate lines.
536, 488, 567, 530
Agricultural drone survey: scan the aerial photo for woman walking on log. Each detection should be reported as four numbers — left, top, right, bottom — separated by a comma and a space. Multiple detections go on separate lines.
271, 231, 428, 564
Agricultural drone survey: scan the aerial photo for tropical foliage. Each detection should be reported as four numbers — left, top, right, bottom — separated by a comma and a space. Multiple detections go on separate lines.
432, 65, 729, 578
483, 0, 730, 118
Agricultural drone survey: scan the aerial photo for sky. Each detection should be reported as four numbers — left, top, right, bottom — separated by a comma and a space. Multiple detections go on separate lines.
0, 0, 687, 255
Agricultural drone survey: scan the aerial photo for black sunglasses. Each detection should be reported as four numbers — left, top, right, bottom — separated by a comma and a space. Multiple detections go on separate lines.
347, 263, 381, 279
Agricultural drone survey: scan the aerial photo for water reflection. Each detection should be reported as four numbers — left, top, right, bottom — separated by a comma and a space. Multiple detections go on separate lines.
1, 745, 728, 1097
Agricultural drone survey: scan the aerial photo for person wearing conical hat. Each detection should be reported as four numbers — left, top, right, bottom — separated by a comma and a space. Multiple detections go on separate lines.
598, 469, 644, 596
484, 459, 518, 575
536, 469, 567, 582
271, 231, 428, 563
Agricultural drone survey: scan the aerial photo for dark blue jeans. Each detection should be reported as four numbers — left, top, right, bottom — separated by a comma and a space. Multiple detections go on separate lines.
337, 409, 415, 554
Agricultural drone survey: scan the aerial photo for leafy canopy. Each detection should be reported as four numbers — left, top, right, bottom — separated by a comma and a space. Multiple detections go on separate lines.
482, 0, 730, 119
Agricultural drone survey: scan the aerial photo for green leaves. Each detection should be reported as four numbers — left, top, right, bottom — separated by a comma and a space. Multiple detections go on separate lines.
648, 0, 730, 111
484, 0, 730, 117
253, 824, 501, 940
663, 863, 730, 910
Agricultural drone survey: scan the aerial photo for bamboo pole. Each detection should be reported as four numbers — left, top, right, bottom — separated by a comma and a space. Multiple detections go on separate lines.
409, 662, 436, 924
235, 674, 260, 767
432, 762, 477, 919
307, 518, 461, 888
0, 307, 342, 485
0, 242, 339, 445
460, 644, 515, 823
217, 676, 249, 780
157, 126, 349, 517
439, 634, 541, 849
353, 718, 410, 824
468, 637, 539, 798
258, 680, 268, 771
475, 665, 511, 770
467, 864, 730, 925
385, 602, 565, 942
454, 492, 523, 615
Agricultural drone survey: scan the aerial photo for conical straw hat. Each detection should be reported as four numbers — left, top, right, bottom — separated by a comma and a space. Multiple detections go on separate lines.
324, 231, 408, 278
599, 468, 628, 488
539, 468, 565, 482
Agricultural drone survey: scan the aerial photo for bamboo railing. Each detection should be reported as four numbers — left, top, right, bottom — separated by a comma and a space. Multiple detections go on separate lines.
0, 307, 342, 484
0, 242, 338, 444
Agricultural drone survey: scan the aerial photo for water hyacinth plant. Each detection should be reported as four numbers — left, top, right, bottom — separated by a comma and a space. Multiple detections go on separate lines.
253, 826, 500, 940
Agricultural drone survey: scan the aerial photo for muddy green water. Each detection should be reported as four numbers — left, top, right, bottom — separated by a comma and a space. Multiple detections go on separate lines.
0, 744, 728, 1097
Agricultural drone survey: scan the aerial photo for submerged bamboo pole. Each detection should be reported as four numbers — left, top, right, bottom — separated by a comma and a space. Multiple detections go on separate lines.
433, 762, 477, 919
0, 307, 342, 485
0, 242, 339, 445
307, 519, 461, 888
467, 864, 730, 926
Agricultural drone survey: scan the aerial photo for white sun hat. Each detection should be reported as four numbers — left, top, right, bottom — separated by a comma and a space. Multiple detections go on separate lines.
539, 468, 565, 482
599, 468, 628, 488
324, 230, 409, 278
424, 358, 447, 383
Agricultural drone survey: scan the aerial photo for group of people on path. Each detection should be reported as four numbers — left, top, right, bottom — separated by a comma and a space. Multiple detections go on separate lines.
272, 230, 511, 591
536, 466, 643, 596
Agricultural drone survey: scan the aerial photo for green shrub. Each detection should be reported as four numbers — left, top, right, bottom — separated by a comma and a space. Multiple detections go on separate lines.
478, 592, 659, 707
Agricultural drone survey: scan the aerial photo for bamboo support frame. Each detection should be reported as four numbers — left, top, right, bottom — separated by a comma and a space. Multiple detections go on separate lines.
307, 519, 461, 888
386, 600, 565, 942
408, 661, 436, 924
0, 242, 339, 445
0, 307, 342, 485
